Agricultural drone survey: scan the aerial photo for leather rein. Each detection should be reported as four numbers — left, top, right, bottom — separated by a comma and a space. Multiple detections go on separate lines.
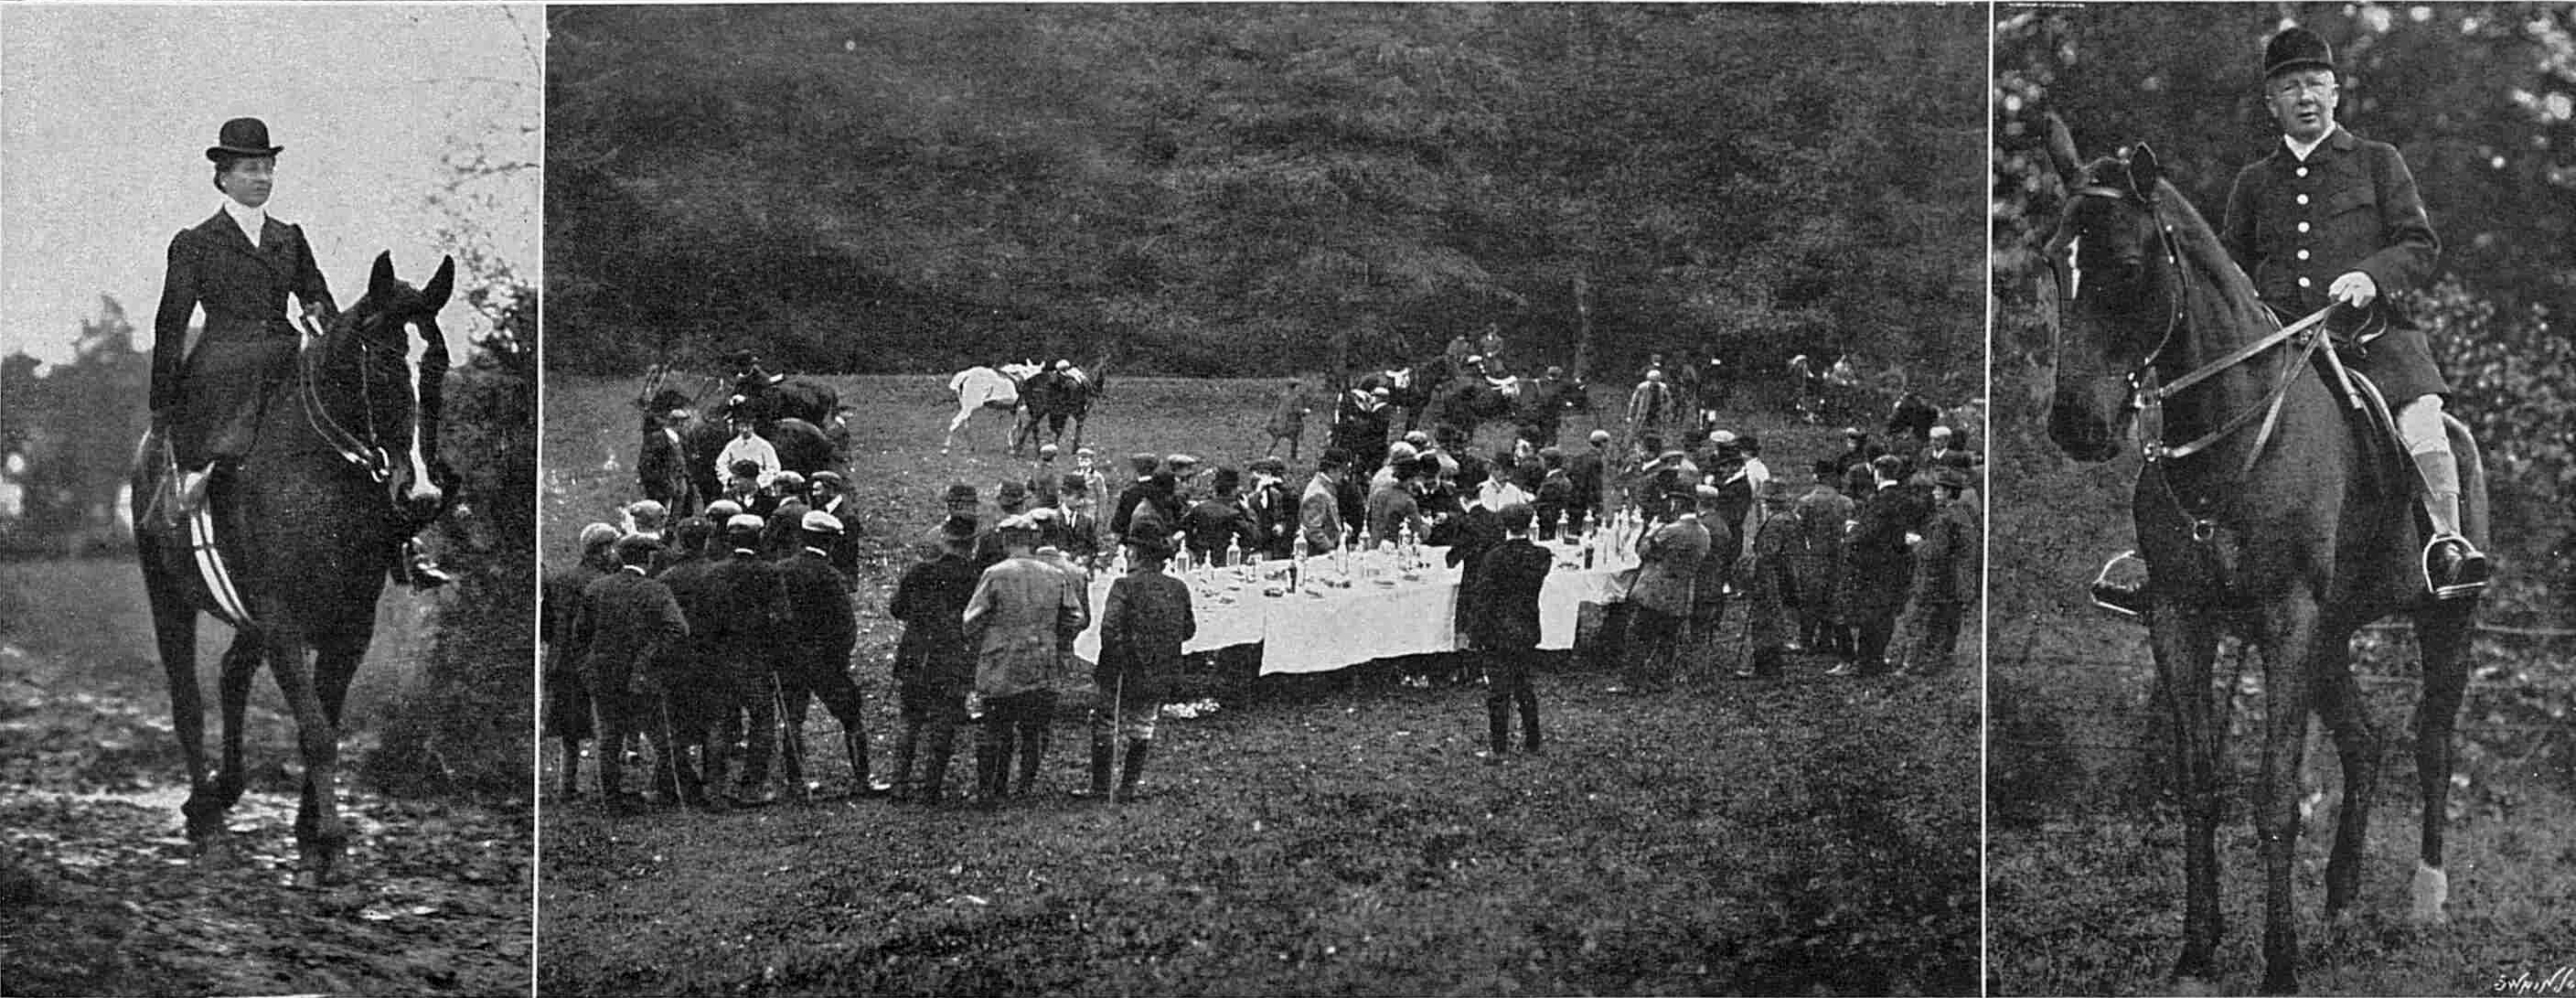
294, 310, 403, 485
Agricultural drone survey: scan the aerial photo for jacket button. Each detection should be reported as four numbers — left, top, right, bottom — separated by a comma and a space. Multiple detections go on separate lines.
2295, 166, 2309, 178
2298, 221, 2312, 233
2298, 276, 2314, 288
2296, 194, 2311, 205
2296, 250, 2311, 261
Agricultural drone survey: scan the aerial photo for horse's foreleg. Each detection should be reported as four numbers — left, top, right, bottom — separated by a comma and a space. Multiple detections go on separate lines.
2311, 639, 2379, 922
2410, 606, 2474, 924
144, 555, 223, 845
265, 626, 346, 888
2253, 596, 2323, 995
209, 632, 262, 810
2149, 610, 2226, 982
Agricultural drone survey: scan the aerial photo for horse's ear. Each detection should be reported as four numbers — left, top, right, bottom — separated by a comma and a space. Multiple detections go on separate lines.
369, 252, 398, 300
2045, 113, 2083, 187
423, 256, 457, 312
2129, 143, 2165, 200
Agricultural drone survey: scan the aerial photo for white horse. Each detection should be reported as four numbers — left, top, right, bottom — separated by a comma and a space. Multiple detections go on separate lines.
944, 360, 1042, 453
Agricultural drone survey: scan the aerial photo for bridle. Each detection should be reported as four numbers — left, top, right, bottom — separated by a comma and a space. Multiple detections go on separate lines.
294, 306, 418, 486
2059, 151, 2339, 484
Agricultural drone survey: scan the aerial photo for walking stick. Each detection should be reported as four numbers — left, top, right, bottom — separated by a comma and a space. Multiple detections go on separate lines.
774, 671, 809, 801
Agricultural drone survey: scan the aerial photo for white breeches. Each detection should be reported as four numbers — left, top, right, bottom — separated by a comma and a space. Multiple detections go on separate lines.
2396, 395, 2449, 456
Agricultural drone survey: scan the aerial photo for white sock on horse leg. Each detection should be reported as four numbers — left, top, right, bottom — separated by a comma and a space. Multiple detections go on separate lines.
2411, 860, 2449, 923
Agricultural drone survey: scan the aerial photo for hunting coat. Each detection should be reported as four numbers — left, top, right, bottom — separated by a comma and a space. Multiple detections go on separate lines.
1465, 537, 1554, 651
2221, 126, 2446, 401
888, 550, 979, 692
1095, 567, 1195, 703
152, 209, 336, 463
569, 567, 689, 696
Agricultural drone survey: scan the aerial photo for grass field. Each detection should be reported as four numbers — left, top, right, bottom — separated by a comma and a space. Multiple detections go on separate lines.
537, 373, 1983, 995
1982, 437, 2576, 996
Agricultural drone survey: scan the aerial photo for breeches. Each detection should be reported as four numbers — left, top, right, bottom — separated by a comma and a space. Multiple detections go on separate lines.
2395, 394, 2449, 456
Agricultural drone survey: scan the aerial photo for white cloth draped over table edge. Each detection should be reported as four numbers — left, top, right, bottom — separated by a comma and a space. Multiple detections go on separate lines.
1068, 542, 1637, 675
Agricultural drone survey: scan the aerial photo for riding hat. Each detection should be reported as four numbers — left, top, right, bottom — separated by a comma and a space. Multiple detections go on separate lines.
944, 482, 980, 504
206, 117, 283, 161
1060, 473, 1092, 494
799, 510, 843, 534
2263, 26, 2335, 80
1121, 527, 1175, 559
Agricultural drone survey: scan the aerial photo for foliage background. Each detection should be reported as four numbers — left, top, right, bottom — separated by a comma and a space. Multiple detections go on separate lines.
545, 4, 1985, 399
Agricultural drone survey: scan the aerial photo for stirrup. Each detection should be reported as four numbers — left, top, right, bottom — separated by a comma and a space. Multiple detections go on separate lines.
2089, 551, 2150, 618
2421, 534, 2489, 600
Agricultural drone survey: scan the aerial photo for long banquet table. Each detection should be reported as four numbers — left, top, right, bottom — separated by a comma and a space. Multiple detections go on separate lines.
1070, 542, 1637, 675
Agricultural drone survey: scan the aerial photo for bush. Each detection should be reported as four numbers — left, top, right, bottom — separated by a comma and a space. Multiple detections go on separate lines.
364, 292, 536, 802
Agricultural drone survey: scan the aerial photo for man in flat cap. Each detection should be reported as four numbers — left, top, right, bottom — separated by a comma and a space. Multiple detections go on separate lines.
2220, 25, 2485, 597
699, 514, 786, 805
542, 522, 622, 801
1614, 485, 1711, 693
769, 510, 881, 800
1901, 466, 1981, 676
568, 533, 690, 812
962, 514, 1091, 801
1833, 456, 1924, 678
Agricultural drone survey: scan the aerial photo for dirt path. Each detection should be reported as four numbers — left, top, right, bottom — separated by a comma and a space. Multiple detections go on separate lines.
1, 632, 531, 997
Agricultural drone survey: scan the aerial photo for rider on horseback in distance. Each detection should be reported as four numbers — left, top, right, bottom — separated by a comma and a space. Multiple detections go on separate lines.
2098, 27, 2486, 609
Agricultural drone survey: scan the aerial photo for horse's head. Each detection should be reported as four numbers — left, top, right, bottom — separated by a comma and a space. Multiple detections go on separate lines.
2041, 117, 2186, 464
332, 252, 455, 510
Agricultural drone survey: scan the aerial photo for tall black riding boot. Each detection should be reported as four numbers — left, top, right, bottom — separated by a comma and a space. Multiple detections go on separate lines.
1114, 738, 1152, 803
559, 738, 583, 801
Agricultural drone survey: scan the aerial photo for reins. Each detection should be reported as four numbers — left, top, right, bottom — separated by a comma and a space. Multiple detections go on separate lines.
294, 311, 398, 484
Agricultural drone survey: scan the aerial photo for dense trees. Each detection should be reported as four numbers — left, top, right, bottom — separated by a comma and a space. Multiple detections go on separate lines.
545, 5, 1985, 393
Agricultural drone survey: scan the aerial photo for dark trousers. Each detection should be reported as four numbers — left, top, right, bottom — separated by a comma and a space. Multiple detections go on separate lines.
893, 679, 967, 800
978, 689, 1056, 797
1624, 606, 1686, 689
591, 687, 675, 802
1483, 647, 1542, 753
1855, 609, 1900, 673
713, 659, 778, 790
775, 649, 868, 790
1906, 599, 1962, 673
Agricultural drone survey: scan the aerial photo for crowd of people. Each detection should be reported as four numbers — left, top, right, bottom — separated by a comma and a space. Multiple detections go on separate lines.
542, 368, 1984, 812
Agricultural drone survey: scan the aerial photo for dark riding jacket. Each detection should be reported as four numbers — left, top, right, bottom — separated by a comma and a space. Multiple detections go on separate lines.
2220, 127, 2446, 401
152, 210, 336, 464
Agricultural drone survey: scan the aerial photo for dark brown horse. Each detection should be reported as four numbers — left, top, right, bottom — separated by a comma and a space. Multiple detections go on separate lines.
2042, 121, 2482, 993
132, 252, 455, 886
1010, 355, 1109, 456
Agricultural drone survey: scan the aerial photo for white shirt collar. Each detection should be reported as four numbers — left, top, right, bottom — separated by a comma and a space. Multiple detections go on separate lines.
221, 199, 266, 248
2282, 125, 2338, 163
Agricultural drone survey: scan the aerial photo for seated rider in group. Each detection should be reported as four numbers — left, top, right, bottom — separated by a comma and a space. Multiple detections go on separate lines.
2098, 27, 2486, 609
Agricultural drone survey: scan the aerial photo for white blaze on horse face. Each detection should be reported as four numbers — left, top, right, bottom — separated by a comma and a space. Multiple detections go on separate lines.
401, 323, 443, 505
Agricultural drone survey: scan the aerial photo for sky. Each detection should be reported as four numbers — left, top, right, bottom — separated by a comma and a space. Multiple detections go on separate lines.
0, 4, 541, 372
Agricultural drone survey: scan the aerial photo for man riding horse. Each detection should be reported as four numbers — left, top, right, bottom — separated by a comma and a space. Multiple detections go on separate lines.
2093, 27, 2485, 611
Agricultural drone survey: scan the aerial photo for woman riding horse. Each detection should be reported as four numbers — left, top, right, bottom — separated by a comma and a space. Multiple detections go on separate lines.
151, 117, 448, 587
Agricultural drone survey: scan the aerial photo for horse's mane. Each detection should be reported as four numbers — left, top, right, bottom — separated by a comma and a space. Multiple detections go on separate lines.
2149, 177, 2279, 342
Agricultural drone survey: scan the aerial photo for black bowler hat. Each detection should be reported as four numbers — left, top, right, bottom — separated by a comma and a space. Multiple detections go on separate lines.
2263, 27, 2336, 80
206, 117, 284, 161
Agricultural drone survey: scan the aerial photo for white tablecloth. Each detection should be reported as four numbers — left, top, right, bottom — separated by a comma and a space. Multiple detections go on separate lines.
1070, 542, 1634, 675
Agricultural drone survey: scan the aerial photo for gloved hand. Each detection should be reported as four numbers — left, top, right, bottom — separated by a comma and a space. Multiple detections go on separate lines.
2327, 271, 2378, 309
